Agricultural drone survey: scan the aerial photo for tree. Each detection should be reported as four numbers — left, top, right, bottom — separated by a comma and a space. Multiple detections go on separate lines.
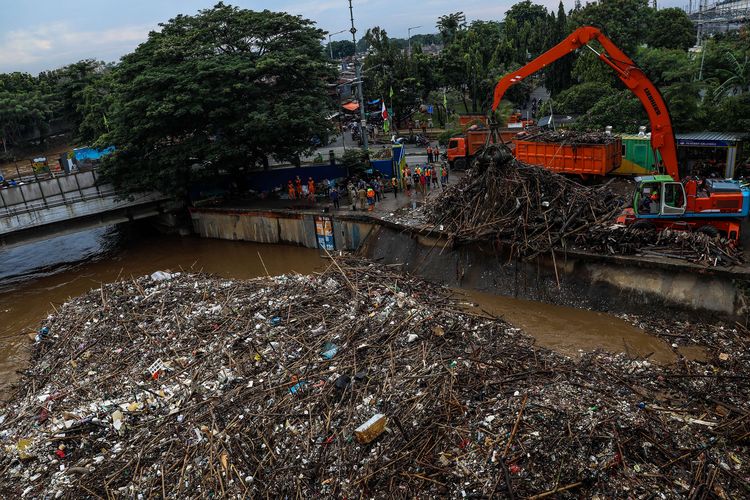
568, 0, 654, 54
40, 59, 108, 133
634, 47, 694, 86
0, 73, 56, 148
542, 81, 615, 115
77, 71, 116, 143
709, 93, 750, 131
573, 89, 647, 132
545, 1, 574, 95
327, 40, 355, 59
647, 8, 695, 51
437, 12, 466, 45
662, 82, 702, 131
99, 3, 334, 195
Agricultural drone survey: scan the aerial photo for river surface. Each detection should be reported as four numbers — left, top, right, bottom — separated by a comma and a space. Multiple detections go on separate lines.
0, 224, 674, 397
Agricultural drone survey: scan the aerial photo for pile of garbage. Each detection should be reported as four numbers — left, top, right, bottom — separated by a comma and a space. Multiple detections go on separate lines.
518, 129, 620, 144
427, 145, 622, 256
425, 144, 741, 266
1, 260, 749, 498
576, 224, 744, 266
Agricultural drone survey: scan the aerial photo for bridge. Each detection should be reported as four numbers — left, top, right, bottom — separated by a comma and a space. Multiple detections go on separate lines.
0, 170, 173, 248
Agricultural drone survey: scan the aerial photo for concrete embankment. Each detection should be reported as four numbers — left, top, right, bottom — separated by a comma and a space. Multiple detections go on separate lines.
189, 206, 750, 320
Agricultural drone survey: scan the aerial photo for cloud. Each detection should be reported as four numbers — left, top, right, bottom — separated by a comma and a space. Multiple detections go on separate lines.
0, 23, 152, 73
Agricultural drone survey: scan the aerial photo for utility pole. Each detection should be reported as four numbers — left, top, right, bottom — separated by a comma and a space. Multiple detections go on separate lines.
408, 26, 422, 57
328, 29, 347, 60
348, 0, 368, 152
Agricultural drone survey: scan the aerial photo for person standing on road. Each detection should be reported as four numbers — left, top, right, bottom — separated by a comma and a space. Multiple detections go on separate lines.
348, 183, 357, 210
295, 176, 302, 198
358, 186, 367, 210
426, 145, 433, 163
330, 187, 340, 209
434, 144, 440, 161
419, 170, 427, 196
287, 180, 296, 200
391, 177, 398, 198
366, 186, 376, 211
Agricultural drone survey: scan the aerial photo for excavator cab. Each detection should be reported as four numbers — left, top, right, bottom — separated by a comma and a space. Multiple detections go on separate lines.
632, 176, 686, 217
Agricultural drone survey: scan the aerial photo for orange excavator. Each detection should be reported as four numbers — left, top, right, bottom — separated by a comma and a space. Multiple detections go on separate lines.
490, 25, 749, 240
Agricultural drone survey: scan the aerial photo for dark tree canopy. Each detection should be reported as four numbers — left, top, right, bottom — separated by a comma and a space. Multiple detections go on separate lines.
99, 3, 334, 195
647, 8, 696, 51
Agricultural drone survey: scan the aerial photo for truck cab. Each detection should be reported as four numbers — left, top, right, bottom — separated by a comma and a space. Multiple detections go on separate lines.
446, 137, 468, 169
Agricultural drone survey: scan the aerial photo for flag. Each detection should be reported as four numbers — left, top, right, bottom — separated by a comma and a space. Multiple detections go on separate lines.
383, 119, 390, 133
381, 100, 388, 120
389, 86, 394, 98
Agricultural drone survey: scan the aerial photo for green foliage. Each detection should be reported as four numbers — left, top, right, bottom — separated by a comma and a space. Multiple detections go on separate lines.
76, 71, 115, 143
542, 82, 614, 115
569, 0, 654, 54
99, 3, 334, 195
634, 47, 695, 86
708, 94, 750, 131
327, 40, 354, 59
572, 89, 647, 132
647, 8, 695, 51
340, 148, 369, 175
662, 82, 702, 131
437, 12, 467, 45
571, 48, 618, 86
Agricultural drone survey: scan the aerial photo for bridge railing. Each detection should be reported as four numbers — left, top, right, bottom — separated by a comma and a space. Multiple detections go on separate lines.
0, 170, 115, 219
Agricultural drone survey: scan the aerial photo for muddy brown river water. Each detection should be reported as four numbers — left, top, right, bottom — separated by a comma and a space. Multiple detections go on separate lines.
0, 224, 674, 397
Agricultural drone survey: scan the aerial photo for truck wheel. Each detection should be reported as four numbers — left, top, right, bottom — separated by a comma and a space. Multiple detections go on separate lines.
696, 225, 719, 238
631, 219, 656, 231
454, 158, 467, 170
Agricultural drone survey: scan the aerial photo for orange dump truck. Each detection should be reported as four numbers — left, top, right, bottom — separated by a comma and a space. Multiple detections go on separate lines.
512, 137, 622, 177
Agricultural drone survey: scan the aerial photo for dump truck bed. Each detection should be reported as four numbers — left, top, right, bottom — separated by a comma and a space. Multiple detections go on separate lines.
512, 138, 622, 176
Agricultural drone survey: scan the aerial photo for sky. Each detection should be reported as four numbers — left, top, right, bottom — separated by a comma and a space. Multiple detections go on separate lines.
0, 0, 687, 74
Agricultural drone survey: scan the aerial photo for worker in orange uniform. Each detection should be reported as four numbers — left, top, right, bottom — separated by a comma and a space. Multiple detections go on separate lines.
287, 180, 296, 200
391, 177, 398, 198
366, 186, 376, 211
649, 190, 660, 214
295, 176, 302, 198
426, 145, 433, 163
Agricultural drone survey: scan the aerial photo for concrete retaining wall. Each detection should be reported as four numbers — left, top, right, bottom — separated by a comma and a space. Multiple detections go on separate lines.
362, 226, 750, 320
189, 209, 376, 251
189, 208, 750, 320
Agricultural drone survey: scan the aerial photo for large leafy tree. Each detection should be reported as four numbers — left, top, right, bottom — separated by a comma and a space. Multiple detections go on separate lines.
437, 12, 467, 45
100, 3, 334, 195
569, 0, 654, 55
647, 8, 695, 51
0, 73, 55, 149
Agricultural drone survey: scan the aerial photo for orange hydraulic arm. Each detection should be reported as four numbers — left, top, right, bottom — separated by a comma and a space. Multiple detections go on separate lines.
491, 26, 679, 180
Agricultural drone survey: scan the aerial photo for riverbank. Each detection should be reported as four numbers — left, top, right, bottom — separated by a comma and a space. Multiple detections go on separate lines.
1, 258, 748, 498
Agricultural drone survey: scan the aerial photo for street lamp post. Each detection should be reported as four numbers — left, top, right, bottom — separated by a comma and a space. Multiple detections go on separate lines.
407, 26, 422, 57
348, 0, 368, 152
328, 29, 347, 60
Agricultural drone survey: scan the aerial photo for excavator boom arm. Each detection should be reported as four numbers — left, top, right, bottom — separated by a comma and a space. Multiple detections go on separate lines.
491, 26, 679, 180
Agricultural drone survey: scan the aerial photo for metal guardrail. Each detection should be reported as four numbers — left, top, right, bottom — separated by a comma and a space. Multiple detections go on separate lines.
0, 188, 117, 219
0, 169, 113, 219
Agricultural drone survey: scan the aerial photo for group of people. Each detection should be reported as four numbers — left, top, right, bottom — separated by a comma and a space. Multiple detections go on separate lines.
425, 144, 441, 163
345, 177, 391, 212
287, 176, 339, 203
402, 162, 448, 196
